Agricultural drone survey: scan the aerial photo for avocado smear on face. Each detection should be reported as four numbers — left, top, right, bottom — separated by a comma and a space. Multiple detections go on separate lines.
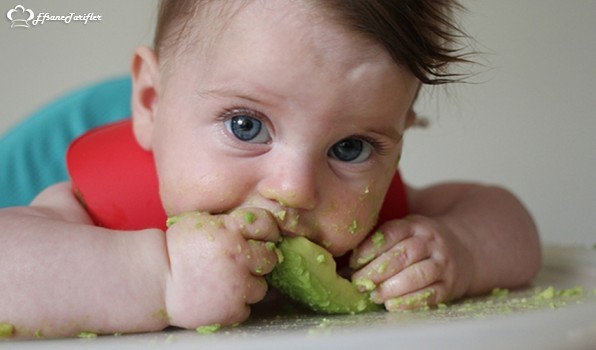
267, 236, 381, 314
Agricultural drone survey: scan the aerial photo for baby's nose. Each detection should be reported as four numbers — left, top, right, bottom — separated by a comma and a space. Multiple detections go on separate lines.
257, 156, 318, 210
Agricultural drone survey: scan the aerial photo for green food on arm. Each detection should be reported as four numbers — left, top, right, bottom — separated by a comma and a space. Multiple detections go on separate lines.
0, 323, 14, 338
77, 331, 98, 339
267, 236, 381, 314
166, 215, 181, 228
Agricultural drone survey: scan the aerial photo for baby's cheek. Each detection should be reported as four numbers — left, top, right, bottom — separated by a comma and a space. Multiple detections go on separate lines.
159, 175, 241, 217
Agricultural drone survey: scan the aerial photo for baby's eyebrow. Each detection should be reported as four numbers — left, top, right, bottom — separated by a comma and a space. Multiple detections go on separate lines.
195, 85, 278, 106
196, 88, 255, 103
369, 126, 404, 144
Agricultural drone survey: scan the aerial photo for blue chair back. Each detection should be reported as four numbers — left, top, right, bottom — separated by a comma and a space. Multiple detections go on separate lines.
0, 76, 132, 207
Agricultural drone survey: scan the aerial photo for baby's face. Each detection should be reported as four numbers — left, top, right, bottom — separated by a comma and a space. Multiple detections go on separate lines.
147, 1, 418, 256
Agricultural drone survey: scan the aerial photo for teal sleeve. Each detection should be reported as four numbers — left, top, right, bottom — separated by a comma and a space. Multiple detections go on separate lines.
0, 76, 132, 207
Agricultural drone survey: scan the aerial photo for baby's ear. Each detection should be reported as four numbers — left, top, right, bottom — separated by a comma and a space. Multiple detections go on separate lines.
405, 109, 429, 129
405, 109, 417, 129
131, 46, 160, 151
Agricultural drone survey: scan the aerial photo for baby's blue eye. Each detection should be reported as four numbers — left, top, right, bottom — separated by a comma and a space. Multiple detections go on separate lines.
225, 115, 271, 143
328, 138, 372, 163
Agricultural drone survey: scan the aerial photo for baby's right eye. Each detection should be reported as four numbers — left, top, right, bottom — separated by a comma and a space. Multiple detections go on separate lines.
224, 113, 271, 144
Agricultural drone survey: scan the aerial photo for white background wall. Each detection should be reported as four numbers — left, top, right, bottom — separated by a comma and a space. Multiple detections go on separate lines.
1, 1, 594, 246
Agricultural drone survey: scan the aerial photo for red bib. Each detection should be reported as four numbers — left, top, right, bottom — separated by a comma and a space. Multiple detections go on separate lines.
67, 120, 408, 231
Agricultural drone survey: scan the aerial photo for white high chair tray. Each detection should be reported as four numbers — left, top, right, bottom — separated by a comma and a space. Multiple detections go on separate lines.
9, 245, 596, 350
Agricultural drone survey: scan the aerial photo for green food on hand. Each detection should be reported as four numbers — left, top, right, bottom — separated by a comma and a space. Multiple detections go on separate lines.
491, 287, 510, 298
267, 236, 381, 314
243, 212, 256, 225
196, 324, 221, 334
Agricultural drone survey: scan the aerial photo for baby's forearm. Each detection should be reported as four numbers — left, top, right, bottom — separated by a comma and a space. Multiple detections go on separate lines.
0, 208, 169, 338
408, 183, 541, 296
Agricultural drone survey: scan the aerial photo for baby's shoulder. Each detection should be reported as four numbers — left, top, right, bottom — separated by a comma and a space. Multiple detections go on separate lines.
30, 182, 94, 224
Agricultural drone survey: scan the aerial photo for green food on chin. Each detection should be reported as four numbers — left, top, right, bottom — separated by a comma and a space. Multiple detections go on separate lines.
267, 236, 381, 314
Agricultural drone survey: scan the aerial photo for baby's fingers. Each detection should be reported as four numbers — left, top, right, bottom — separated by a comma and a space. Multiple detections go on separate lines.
225, 208, 281, 275
352, 237, 431, 289
226, 208, 280, 242
243, 239, 280, 276
371, 259, 444, 306
349, 219, 417, 269
384, 285, 446, 311
243, 276, 269, 305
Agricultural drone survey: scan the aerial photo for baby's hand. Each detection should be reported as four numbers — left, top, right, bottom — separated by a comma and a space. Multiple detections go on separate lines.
350, 215, 473, 311
164, 208, 280, 328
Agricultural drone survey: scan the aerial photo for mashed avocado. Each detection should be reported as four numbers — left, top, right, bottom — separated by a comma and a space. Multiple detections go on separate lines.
196, 324, 221, 334
0, 323, 14, 338
267, 236, 380, 314
77, 331, 98, 339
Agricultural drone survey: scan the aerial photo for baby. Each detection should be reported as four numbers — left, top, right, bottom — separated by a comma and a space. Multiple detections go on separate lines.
0, 0, 541, 338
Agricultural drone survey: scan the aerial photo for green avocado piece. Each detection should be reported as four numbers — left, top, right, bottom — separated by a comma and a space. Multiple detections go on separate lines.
267, 236, 381, 314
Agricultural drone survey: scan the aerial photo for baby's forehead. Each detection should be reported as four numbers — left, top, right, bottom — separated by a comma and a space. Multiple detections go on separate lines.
180, 3, 405, 80
163, 1, 245, 59
156, 0, 470, 85
164, 1, 395, 68
163, 1, 419, 104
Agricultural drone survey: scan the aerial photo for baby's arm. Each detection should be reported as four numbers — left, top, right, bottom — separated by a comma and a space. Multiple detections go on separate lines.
0, 183, 279, 337
0, 183, 169, 337
351, 182, 541, 310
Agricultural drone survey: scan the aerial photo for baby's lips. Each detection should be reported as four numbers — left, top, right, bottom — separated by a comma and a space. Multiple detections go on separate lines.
280, 230, 298, 238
